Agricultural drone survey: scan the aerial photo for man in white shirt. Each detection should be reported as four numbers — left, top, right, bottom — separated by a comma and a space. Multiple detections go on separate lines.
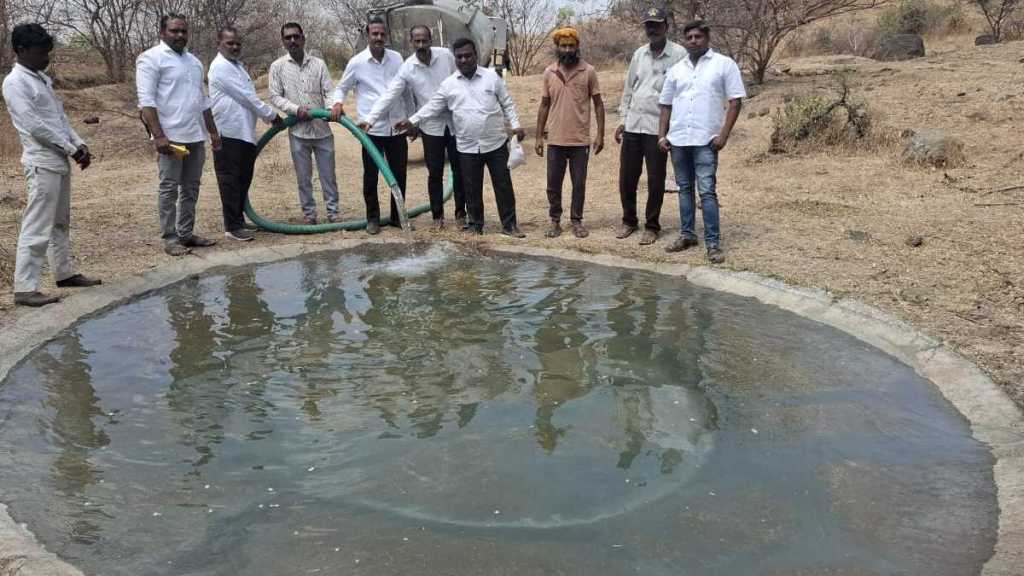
137, 14, 222, 256
396, 37, 526, 238
658, 20, 745, 264
209, 27, 283, 242
359, 25, 465, 231
331, 16, 413, 235
615, 7, 685, 245
268, 22, 340, 225
2, 23, 101, 307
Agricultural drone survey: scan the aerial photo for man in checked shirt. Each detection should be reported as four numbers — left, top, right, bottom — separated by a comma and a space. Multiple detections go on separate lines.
268, 22, 340, 225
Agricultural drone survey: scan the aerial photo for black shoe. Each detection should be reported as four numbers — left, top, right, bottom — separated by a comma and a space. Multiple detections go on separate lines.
181, 235, 217, 247
14, 291, 60, 307
242, 222, 260, 231
707, 246, 726, 264
468, 225, 483, 235
56, 274, 102, 288
225, 229, 255, 242
366, 220, 381, 235
164, 242, 191, 256
501, 226, 526, 239
665, 236, 699, 253
455, 216, 469, 230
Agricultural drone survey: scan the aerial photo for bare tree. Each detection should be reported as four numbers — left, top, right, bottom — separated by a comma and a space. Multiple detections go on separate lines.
486, 0, 553, 75
1, 0, 11, 71
970, 0, 1020, 41
319, 0, 376, 53
51, 0, 148, 82
615, 0, 883, 84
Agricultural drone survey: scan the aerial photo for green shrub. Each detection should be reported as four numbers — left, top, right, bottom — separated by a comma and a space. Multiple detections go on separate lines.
878, 0, 966, 36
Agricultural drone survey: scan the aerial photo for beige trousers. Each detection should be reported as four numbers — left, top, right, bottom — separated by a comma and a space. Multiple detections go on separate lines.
13, 164, 74, 293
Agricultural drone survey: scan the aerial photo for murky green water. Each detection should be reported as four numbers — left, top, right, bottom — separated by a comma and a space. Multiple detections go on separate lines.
0, 244, 997, 575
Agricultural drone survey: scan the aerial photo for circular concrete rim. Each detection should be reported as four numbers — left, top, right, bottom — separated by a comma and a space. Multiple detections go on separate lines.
0, 238, 1021, 576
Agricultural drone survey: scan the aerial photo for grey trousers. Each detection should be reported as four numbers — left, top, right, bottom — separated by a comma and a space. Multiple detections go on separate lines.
289, 134, 339, 217
157, 142, 206, 245
14, 164, 74, 292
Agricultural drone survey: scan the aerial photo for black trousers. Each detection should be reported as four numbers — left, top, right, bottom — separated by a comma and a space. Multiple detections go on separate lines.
458, 141, 517, 232
546, 145, 589, 222
361, 134, 408, 224
213, 137, 257, 232
421, 128, 466, 220
618, 131, 667, 231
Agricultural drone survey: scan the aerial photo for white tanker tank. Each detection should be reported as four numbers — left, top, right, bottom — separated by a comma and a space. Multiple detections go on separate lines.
368, 0, 508, 73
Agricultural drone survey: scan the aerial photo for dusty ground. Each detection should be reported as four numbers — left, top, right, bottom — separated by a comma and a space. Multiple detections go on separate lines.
1, 39, 1022, 409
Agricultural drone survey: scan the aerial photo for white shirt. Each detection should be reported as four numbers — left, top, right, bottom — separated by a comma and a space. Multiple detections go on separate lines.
659, 49, 746, 147
2, 63, 85, 172
135, 41, 211, 144
409, 66, 521, 154
208, 53, 276, 145
332, 48, 412, 137
364, 47, 455, 137
619, 41, 685, 135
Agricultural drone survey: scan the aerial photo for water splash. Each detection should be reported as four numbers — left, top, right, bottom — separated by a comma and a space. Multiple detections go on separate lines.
389, 184, 412, 235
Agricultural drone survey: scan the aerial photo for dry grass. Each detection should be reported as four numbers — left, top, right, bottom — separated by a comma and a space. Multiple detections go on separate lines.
0, 41, 1022, 411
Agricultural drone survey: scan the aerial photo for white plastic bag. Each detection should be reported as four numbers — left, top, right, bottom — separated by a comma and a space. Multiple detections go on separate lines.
508, 138, 527, 170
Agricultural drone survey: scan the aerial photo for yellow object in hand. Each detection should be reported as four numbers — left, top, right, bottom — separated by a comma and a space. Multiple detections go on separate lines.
169, 144, 189, 156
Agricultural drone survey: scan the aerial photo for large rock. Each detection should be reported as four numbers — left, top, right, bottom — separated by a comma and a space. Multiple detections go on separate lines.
873, 34, 926, 61
975, 34, 996, 46
901, 129, 965, 167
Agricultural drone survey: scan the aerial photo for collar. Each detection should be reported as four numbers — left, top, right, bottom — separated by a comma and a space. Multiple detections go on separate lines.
214, 53, 240, 66
411, 47, 438, 67
287, 51, 309, 67
646, 41, 676, 59
684, 48, 715, 66
363, 47, 392, 65
455, 66, 481, 80
13, 62, 49, 86
547, 59, 589, 80
159, 41, 187, 56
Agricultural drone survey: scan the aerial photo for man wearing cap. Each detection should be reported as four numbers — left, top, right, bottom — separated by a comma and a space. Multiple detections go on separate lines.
615, 7, 684, 245
658, 20, 745, 264
534, 26, 604, 239
3, 23, 102, 307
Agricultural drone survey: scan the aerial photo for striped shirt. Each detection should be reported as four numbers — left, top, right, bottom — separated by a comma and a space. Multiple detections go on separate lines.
268, 52, 334, 140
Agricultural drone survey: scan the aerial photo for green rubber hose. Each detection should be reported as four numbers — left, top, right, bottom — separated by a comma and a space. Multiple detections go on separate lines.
244, 108, 453, 234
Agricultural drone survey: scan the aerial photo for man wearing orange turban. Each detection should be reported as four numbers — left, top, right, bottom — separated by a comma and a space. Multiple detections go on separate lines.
534, 26, 605, 239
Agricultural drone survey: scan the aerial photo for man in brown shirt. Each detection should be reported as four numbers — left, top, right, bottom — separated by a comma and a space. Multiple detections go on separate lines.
535, 27, 605, 238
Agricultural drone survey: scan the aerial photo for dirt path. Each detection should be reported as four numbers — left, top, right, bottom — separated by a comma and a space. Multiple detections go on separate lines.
1, 41, 1022, 407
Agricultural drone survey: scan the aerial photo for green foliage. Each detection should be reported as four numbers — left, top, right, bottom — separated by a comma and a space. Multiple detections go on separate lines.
878, 0, 965, 36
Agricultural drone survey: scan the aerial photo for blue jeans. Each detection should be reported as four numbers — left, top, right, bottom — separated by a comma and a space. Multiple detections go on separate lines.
671, 144, 720, 247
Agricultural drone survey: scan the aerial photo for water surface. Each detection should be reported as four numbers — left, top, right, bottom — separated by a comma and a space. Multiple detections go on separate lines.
0, 244, 997, 575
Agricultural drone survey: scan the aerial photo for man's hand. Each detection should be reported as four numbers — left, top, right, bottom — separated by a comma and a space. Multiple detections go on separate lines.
296, 106, 311, 120
72, 145, 92, 170
356, 121, 371, 132
512, 127, 526, 142
614, 124, 625, 144
271, 115, 285, 129
210, 132, 222, 152
535, 140, 544, 157
710, 135, 728, 151
406, 126, 419, 141
658, 137, 671, 153
394, 119, 413, 133
329, 102, 344, 121
592, 137, 604, 156
153, 135, 172, 155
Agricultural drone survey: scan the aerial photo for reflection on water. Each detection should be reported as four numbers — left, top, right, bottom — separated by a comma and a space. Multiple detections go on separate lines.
0, 244, 997, 576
